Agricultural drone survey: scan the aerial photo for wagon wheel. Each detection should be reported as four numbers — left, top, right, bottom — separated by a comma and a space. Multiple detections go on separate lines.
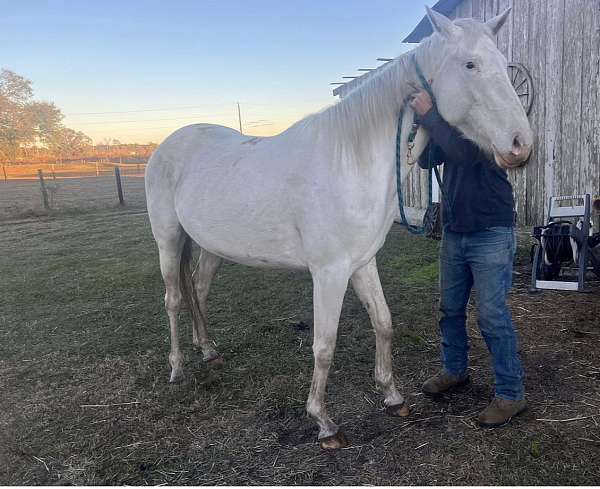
508, 62, 534, 115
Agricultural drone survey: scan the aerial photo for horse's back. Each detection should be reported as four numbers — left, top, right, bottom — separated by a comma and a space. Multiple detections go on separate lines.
146, 124, 245, 186
145, 123, 309, 268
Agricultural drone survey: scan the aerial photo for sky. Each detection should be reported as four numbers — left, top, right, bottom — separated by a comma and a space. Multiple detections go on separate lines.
2, 0, 434, 144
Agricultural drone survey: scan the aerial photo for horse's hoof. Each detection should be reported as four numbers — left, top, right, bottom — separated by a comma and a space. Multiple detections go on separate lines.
205, 354, 224, 368
385, 402, 410, 417
319, 430, 349, 450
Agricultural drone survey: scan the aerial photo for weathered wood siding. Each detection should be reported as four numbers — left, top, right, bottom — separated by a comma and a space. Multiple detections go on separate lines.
402, 0, 600, 225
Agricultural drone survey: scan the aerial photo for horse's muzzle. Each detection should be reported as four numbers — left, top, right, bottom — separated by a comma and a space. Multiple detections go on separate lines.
492, 143, 532, 169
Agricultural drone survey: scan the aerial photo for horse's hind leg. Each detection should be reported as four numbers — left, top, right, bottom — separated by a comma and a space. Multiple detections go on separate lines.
351, 257, 408, 417
155, 226, 187, 383
191, 250, 223, 363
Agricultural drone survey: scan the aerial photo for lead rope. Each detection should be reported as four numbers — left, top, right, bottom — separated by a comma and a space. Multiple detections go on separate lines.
395, 56, 453, 234
395, 108, 434, 235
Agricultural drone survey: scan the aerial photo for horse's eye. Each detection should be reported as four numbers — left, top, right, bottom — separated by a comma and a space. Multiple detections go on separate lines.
466, 62, 476, 70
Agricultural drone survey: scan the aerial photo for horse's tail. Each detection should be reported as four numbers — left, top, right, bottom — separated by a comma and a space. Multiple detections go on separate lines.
179, 234, 204, 325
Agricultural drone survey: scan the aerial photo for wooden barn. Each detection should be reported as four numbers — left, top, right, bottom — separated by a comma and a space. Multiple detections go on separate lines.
334, 0, 600, 226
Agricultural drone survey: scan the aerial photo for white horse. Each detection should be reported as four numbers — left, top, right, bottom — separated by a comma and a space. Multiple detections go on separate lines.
145, 7, 532, 449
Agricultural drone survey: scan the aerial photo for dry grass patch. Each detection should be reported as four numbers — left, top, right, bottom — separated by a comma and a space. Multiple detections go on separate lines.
1, 211, 599, 484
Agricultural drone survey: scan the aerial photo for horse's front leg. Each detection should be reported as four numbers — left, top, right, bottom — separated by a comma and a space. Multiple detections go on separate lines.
351, 257, 409, 417
307, 265, 351, 449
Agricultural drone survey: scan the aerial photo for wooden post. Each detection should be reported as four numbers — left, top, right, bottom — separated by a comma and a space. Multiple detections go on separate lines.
2, 165, 7, 182
38, 169, 50, 209
114, 167, 124, 205
96, 161, 100, 176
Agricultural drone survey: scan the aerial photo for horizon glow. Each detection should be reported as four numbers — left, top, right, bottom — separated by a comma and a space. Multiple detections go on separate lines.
2, 1, 433, 144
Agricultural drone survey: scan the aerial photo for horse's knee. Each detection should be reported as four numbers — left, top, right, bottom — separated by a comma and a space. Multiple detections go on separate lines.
313, 344, 334, 367
164, 288, 182, 314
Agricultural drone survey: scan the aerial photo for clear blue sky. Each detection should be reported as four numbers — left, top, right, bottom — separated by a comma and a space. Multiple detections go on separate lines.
2, 0, 434, 143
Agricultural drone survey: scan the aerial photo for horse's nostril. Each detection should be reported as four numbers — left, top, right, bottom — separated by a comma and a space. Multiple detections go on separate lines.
511, 136, 523, 156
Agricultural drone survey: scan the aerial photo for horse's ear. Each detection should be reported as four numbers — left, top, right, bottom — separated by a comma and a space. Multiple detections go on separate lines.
486, 8, 511, 35
425, 6, 461, 39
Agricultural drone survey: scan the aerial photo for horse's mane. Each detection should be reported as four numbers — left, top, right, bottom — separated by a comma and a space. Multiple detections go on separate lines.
285, 35, 439, 166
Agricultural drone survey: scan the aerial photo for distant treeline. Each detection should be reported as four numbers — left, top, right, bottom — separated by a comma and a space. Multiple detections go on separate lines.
0, 68, 157, 165
9, 143, 157, 165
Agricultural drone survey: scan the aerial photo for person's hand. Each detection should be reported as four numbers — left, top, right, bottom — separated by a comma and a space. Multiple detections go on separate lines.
409, 87, 433, 117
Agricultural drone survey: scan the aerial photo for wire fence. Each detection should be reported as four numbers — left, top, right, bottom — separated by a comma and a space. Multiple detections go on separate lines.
1, 160, 146, 180
0, 162, 148, 220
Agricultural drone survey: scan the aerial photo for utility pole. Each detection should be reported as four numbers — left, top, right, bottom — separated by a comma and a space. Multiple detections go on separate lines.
237, 102, 243, 135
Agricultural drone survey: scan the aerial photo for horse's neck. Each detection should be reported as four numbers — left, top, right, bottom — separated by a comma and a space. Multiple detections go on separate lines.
309, 51, 425, 196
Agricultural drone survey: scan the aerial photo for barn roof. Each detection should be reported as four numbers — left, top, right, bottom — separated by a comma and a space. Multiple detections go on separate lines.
402, 0, 463, 43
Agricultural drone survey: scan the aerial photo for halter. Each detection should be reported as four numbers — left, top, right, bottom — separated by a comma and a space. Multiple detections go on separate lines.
413, 54, 436, 105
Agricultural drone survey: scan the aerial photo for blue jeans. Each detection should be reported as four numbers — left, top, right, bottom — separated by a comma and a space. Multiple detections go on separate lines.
439, 226, 525, 401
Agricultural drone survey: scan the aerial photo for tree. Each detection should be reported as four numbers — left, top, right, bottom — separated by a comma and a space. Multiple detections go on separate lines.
48, 127, 92, 159
0, 68, 91, 163
29, 101, 63, 146
0, 69, 36, 162
0, 69, 32, 104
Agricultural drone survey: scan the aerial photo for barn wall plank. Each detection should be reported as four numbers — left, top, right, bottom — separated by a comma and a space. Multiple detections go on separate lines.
419, 162, 429, 209
506, 0, 514, 61
591, 0, 600, 200
472, 0, 483, 20
483, 0, 496, 21
543, 0, 565, 219
559, 0, 585, 197
496, 0, 513, 56
523, 0, 547, 224
507, 0, 529, 222
579, 0, 600, 198
457, 0, 473, 18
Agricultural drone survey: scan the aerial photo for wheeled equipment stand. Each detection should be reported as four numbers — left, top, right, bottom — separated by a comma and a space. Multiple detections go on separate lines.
530, 194, 600, 292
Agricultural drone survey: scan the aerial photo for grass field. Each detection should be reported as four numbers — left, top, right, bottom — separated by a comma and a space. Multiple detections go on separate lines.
1, 204, 600, 484
0, 176, 146, 221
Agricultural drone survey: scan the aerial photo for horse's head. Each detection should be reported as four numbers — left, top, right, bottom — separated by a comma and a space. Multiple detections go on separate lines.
420, 7, 533, 169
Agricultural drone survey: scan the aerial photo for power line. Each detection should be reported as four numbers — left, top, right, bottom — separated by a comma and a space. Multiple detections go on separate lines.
66, 105, 225, 116
69, 114, 235, 126
65, 100, 331, 117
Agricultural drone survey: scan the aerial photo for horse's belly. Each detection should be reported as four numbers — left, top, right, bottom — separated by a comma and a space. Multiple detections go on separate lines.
200, 229, 307, 269
176, 195, 307, 270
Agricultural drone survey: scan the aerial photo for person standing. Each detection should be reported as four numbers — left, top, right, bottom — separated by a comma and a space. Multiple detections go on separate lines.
410, 87, 526, 427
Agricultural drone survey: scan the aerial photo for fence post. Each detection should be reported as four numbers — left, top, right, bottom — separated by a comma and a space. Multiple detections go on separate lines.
2, 165, 6, 182
38, 169, 50, 209
114, 167, 124, 206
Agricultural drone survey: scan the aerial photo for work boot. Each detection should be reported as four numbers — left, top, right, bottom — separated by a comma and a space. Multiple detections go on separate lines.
422, 370, 469, 396
478, 397, 527, 427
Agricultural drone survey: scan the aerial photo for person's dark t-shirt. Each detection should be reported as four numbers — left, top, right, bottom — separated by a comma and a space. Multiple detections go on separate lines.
417, 107, 516, 233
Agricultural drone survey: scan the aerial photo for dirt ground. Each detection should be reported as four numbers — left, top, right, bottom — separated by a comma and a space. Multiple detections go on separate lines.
1, 207, 599, 485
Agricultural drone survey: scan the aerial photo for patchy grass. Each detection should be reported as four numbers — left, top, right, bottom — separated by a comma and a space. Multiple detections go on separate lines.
1, 210, 599, 485
0, 177, 146, 221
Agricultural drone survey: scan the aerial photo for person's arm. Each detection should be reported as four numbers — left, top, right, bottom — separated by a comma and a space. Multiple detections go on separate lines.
418, 108, 476, 163
417, 141, 445, 169
410, 89, 478, 163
